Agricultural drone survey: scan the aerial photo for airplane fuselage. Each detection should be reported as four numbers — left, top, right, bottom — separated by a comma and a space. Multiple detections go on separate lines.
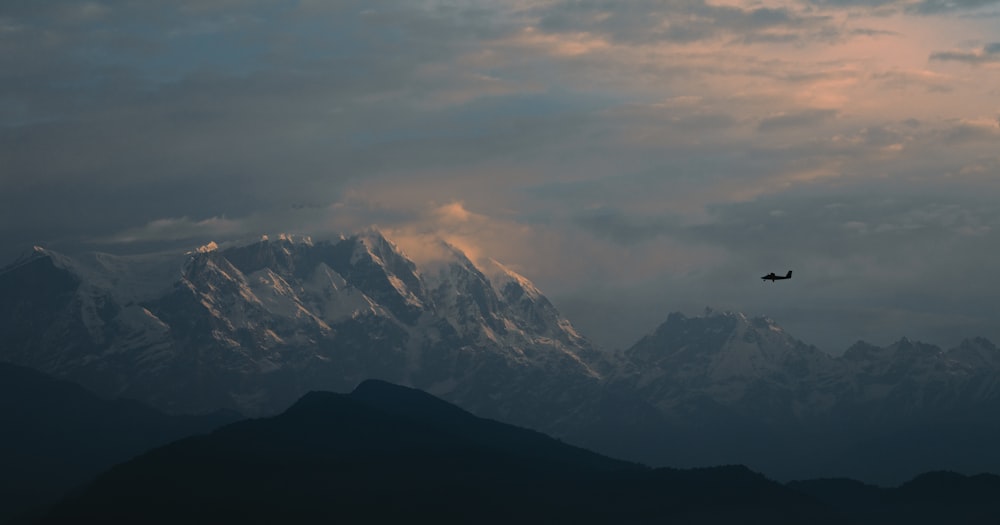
762, 271, 792, 282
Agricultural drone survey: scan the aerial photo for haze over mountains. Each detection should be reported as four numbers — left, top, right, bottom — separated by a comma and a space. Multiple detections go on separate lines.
2, 230, 999, 485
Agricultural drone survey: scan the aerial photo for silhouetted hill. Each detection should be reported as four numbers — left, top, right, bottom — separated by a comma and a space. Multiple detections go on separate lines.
349, 379, 636, 472
789, 471, 1000, 524
0, 362, 241, 523
39, 381, 838, 524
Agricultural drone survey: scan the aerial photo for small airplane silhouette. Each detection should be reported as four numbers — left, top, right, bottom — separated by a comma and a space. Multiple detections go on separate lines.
761, 271, 792, 282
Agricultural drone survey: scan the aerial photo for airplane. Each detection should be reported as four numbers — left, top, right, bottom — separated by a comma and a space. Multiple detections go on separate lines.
761, 270, 792, 282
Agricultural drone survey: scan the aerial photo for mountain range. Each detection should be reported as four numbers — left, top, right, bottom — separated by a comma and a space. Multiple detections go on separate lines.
30, 379, 1000, 524
0, 232, 602, 433
581, 311, 1000, 483
3, 231, 1000, 484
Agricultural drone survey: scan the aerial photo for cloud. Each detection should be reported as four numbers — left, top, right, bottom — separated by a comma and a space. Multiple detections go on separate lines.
909, 0, 1000, 13
939, 118, 1000, 144
930, 43, 1000, 64
3, 0, 1000, 353
98, 216, 245, 244
758, 109, 839, 132
803, 0, 1000, 14
533, 0, 840, 46
573, 207, 675, 245
873, 69, 954, 93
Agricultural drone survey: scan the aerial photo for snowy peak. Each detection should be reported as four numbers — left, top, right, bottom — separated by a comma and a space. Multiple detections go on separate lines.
0, 232, 604, 416
1, 245, 82, 279
948, 337, 1000, 367
481, 258, 544, 302
200, 231, 429, 325
613, 309, 837, 414
616, 308, 1000, 429
394, 236, 596, 376
337, 232, 428, 323
221, 237, 301, 277
0, 245, 50, 274
629, 309, 809, 366
843, 337, 946, 368
840, 336, 996, 388
843, 340, 881, 361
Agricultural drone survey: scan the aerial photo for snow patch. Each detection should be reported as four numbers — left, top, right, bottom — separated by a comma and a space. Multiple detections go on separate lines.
387, 273, 424, 309
481, 258, 542, 299
197, 241, 219, 253
304, 263, 381, 322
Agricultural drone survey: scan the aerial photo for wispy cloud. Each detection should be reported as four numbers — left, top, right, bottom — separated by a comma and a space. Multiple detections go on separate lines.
930, 42, 1000, 64
98, 216, 245, 244
758, 109, 839, 131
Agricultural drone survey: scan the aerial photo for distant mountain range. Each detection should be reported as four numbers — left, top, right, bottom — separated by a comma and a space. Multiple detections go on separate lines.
579, 310, 1000, 484
3, 231, 1000, 484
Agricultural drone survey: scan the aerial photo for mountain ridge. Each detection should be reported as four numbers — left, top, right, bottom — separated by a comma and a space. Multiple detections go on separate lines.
4, 234, 1000, 484
0, 362, 240, 523
33, 381, 1000, 524
0, 231, 603, 432
36, 380, 842, 525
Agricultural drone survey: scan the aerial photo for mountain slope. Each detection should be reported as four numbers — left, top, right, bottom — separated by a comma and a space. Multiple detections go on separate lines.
0, 362, 240, 523
39, 381, 839, 525
789, 472, 1000, 525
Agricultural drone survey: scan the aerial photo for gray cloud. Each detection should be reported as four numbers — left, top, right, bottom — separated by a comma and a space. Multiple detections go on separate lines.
803, 0, 1000, 14
534, 0, 840, 45
910, 0, 1000, 13
873, 70, 954, 93
0, 1, 536, 257
573, 207, 677, 245
758, 109, 839, 132
930, 42, 1000, 64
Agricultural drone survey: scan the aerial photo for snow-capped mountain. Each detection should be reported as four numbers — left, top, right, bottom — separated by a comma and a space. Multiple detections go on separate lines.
606, 309, 1000, 425
582, 308, 1000, 483
5, 236, 1000, 484
611, 309, 839, 421
0, 231, 601, 431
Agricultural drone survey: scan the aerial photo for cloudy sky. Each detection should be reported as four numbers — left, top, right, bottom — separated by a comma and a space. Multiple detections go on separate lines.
2, 0, 999, 352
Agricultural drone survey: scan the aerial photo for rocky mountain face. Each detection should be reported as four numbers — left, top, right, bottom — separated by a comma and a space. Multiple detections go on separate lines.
3, 234, 1000, 484
0, 232, 601, 434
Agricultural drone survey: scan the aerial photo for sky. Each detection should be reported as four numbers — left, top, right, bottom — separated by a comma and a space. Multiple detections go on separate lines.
2, 0, 999, 353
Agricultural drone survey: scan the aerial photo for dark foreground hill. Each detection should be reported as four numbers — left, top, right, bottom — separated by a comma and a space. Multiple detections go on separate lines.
38, 380, 837, 525
0, 362, 241, 523
789, 471, 1000, 525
